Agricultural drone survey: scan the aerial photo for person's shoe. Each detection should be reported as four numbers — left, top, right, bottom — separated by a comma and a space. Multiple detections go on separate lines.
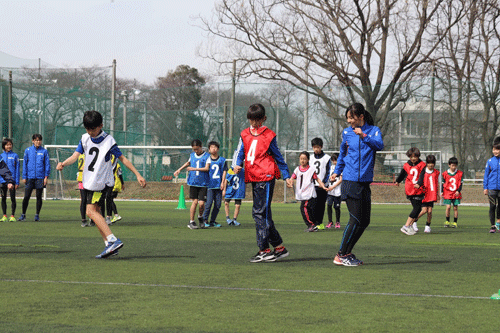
198, 216, 204, 225
8, 216, 16, 222
210, 222, 221, 228
227, 218, 233, 225
187, 221, 199, 229
232, 220, 241, 226
18, 214, 26, 221
496, 222, 500, 230
451, 222, 458, 228
400, 226, 414, 235
348, 253, 364, 265
334, 253, 361, 266
270, 247, 289, 261
490, 226, 497, 233
444, 221, 450, 227
335, 222, 341, 229
305, 225, 319, 232
424, 225, 431, 233
326, 222, 334, 229
0, 215, 7, 223
88, 219, 96, 227
201, 222, 210, 228
333, 254, 344, 265
249, 249, 275, 263
111, 215, 122, 223
413, 222, 418, 232
34, 214, 39, 222
81, 219, 88, 227
316, 224, 325, 230
105, 217, 112, 225
95, 239, 123, 259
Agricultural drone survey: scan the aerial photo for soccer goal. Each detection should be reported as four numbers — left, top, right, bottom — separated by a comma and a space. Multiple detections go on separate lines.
283, 150, 443, 204
46, 145, 192, 199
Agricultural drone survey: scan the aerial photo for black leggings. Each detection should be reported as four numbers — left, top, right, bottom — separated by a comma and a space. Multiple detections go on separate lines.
1, 186, 16, 216
22, 188, 43, 215
488, 192, 500, 225
106, 191, 119, 216
79, 189, 87, 220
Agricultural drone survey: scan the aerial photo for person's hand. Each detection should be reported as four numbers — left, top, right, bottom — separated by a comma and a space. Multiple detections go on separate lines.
56, 162, 64, 171
137, 175, 146, 188
330, 174, 337, 182
7, 183, 13, 190
122, 184, 125, 191
15, 184, 19, 189
484, 189, 488, 195
353, 127, 364, 137
187, 167, 194, 171
286, 178, 293, 188
394, 182, 399, 187
414, 184, 420, 189
43, 178, 48, 186
22, 179, 26, 184
173, 170, 180, 177
233, 165, 242, 174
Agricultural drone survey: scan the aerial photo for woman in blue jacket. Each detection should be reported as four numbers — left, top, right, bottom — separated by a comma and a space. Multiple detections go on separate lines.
0, 138, 20, 222
483, 137, 500, 233
330, 103, 384, 266
18, 134, 50, 222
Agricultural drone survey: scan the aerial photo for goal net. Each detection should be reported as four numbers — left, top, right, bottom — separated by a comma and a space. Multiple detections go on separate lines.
283, 150, 443, 204
46, 145, 191, 199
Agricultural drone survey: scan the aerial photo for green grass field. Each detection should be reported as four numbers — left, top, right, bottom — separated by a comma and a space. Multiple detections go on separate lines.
0, 200, 499, 332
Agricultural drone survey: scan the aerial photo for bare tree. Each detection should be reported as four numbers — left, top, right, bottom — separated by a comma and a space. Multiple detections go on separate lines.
199, 0, 466, 140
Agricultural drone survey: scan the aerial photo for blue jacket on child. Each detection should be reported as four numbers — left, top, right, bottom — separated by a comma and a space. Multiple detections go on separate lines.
484, 156, 500, 190
0, 151, 19, 185
22, 145, 51, 180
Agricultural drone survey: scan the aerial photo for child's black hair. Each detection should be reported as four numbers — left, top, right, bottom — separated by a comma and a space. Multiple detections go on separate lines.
406, 147, 421, 158
208, 141, 220, 149
2, 138, 13, 150
247, 103, 266, 120
426, 154, 436, 164
191, 139, 202, 147
493, 136, 500, 150
300, 151, 310, 160
32, 133, 42, 141
331, 153, 338, 162
311, 137, 323, 148
448, 156, 458, 165
83, 110, 103, 129
345, 103, 375, 126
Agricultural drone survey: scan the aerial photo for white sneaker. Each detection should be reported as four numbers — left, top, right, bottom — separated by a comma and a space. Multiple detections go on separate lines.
424, 225, 431, 233
413, 222, 418, 232
400, 226, 416, 235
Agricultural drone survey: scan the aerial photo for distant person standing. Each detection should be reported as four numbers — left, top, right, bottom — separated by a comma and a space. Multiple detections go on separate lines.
174, 139, 210, 229
442, 157, 463, 228
484, 137, 500, 233
0, 138, 20, 222
331, 103, 384, 267
309, 138, 331, 230
18, 134, 50, 222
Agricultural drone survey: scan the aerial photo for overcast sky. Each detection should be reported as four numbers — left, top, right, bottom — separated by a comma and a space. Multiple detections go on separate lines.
0, 0, 218, 85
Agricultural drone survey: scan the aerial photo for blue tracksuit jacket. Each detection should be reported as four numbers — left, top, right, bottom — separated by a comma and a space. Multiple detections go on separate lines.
334, 123, 384, 182
22, 145, 51, 180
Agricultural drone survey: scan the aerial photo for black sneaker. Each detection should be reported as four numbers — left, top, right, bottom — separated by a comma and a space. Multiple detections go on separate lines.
81, 219, 88, 227
271, 247, 289, 261
249, 249, 275, 263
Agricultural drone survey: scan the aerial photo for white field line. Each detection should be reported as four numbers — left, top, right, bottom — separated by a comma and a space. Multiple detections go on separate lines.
0, 279, 489, 300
